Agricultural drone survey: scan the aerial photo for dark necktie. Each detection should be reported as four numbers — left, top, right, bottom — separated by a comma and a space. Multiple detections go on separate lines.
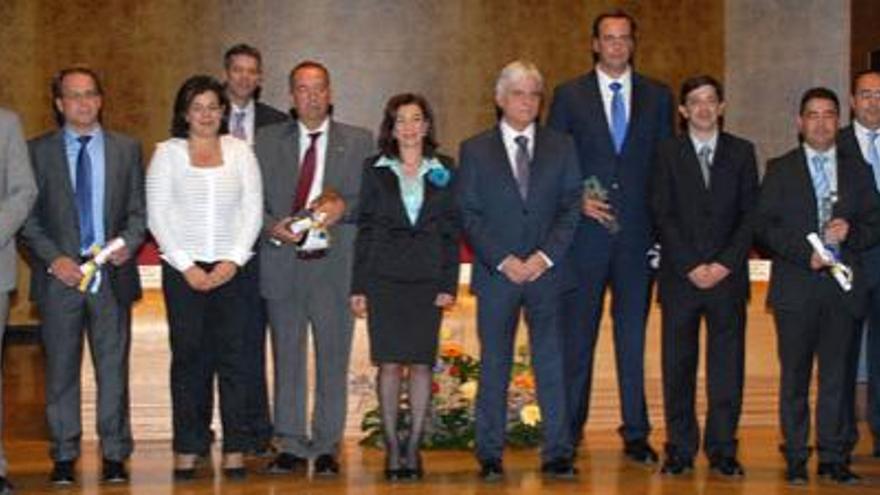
292, 131, 322, 213
514, 135, 530, 200
76, 135, 94, 253
698, 145, 712, 188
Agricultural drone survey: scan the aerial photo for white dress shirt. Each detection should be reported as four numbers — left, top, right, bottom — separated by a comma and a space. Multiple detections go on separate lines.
689, 132, 719, 162
597, 66, 632, 126
147, 135, 263, 272
230, 99, 256, 145
298, 118, 330, 204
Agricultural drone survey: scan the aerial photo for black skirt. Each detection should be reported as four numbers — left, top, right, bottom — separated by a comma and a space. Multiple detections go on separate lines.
366, 279, 442, 364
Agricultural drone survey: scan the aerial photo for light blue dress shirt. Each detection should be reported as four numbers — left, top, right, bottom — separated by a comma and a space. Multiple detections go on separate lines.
374, 155, 443, 225
64, 126, 106, 252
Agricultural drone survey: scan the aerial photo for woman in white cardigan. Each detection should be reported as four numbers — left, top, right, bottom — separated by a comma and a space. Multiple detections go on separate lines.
147, 75, 262, 480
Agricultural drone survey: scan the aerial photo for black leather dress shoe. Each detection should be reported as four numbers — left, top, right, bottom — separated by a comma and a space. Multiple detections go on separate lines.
624, 439, 659, 464
50, 460, 76, 485
266, 452, 308, 474
479, 459, 504, 481
540, 457, 578, 479
709, 456, 744, 477
313, 454, 340, 476
817, 462, 860, 484
785, 460, 808, 485
0, 476, 13, 495
659, 455, 693, 475
101, 459, 129, 483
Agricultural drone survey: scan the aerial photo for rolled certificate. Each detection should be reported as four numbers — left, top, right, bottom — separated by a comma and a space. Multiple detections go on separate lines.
78, 237, 126, 293
806, 232, 852, 292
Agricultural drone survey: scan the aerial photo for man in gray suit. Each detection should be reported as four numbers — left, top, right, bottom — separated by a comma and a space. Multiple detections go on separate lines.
20, 67, 146, 486
0, 107, 38, 494
255, 60, 372, 476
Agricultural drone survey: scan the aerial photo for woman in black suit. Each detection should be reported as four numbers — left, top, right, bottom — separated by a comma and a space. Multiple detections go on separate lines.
351, 93, 459, 480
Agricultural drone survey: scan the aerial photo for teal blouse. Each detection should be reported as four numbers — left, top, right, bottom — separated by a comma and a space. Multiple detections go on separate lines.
374, 155, 444, 225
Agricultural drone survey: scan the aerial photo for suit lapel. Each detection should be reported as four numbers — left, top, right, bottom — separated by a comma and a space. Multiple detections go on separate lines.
793, 148, 820, 229
323, 122, 346, 191
679, 136, 710, 196
491, 127, 526, 206
623, 74, 646, 154
103, 132, 120, 231
50, 131, 77, 209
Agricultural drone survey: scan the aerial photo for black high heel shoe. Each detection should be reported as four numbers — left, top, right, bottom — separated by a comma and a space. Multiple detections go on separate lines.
403, 451, 424, 480
384, 454, 407, 481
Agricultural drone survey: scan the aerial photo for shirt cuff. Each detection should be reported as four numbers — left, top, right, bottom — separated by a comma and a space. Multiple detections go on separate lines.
537, 250, 554, 268
161, 250, 195, 272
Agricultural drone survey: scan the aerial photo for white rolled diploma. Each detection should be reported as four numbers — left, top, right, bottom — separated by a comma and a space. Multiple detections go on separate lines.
806, 232, 852, 292
78, 237, 126, 292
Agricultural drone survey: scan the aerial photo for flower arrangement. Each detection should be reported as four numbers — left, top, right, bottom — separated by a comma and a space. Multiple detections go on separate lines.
360, 334, 542, 450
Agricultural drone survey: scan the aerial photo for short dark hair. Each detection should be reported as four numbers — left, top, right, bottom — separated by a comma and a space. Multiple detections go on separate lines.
377, 93, 439, 159
679, 75, 724, 105
288, 60, 331, 90
799, 87, 839, 115
852, 69, 880, 95
170, 75, 229, 138
591, 9, 638, 39
224, 43, 262, 70
51, 66, 104, 127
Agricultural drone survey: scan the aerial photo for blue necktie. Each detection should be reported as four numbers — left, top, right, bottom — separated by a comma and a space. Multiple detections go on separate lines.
811, 154, 831, 229
76, 135, 94, 253
868, 131, 880, 190
609, 81, 627, 154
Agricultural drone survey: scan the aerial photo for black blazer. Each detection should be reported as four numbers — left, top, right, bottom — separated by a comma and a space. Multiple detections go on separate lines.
255, 101, 289, 129
651, 132, 759, 301
755, 145, 880, 316
351, 154, 460, 296
839, 125, 880, 288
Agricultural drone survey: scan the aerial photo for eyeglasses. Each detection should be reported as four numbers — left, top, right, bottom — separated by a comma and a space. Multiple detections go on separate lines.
62, 90, 101, 101
856, 90, 880, 101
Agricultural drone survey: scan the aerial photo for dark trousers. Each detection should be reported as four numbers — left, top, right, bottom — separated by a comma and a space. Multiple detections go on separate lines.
774, 290, 858, 464
239, 255, 272, 450
163, 262, 248, 454
474, 274, 573, 463
561, 243, 652, 443
869, 283, 880, 450
660, 290, 745, 460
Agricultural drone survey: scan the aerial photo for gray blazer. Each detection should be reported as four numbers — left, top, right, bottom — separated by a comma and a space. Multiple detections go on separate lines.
255, 120, 373, 300
0, 108, 37, 292
21, 128, 146, 305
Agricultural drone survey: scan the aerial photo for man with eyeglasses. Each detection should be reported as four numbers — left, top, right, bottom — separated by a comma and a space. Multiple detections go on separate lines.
755, 87, 880, 485
838, 70, 880, 462
20, 66, 146, 486
547, 8, 673, 463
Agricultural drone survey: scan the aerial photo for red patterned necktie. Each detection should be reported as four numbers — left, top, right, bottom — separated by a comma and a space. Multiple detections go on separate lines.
292, 131, 322, 213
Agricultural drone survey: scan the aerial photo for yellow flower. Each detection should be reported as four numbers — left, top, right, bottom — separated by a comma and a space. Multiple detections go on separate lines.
520, 404, 541, 426
458, 381, 478, 401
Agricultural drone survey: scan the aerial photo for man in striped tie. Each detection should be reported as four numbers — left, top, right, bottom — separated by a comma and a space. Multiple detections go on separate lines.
755, 87, 880, 485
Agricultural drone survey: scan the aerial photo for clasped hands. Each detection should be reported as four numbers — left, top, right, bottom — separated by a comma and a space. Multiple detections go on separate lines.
182, 261, 238, 292
687, 262, 730, 290
810, 218, 849, 270
270, 191, 345, 245
500, 252, 550, 285
49, 246, 132, 288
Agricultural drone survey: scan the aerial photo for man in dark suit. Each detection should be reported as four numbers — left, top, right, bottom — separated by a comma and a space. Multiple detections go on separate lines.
0, 107, 37, 494
255, 60, 373, 476
20, 67, 146, 485
457, 60, 581, 480
838, 70, 880, 460
222, 42, 289, 456
547, 9, 673, 462
651, 75, 757, 477
755, 87, 880, 485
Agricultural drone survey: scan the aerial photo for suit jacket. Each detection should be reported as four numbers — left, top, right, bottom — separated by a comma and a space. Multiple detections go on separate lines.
255, 119, 373, 300
651, 132, 759, 301
351, 154, 459, 296
548, 70, 673, 256
838, 125, 880, 288
755, 146, 880, 317
0, 108, 37, 292
456, 125, 581, 295
255, 101, 289, 129
21, 129, 146, 305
